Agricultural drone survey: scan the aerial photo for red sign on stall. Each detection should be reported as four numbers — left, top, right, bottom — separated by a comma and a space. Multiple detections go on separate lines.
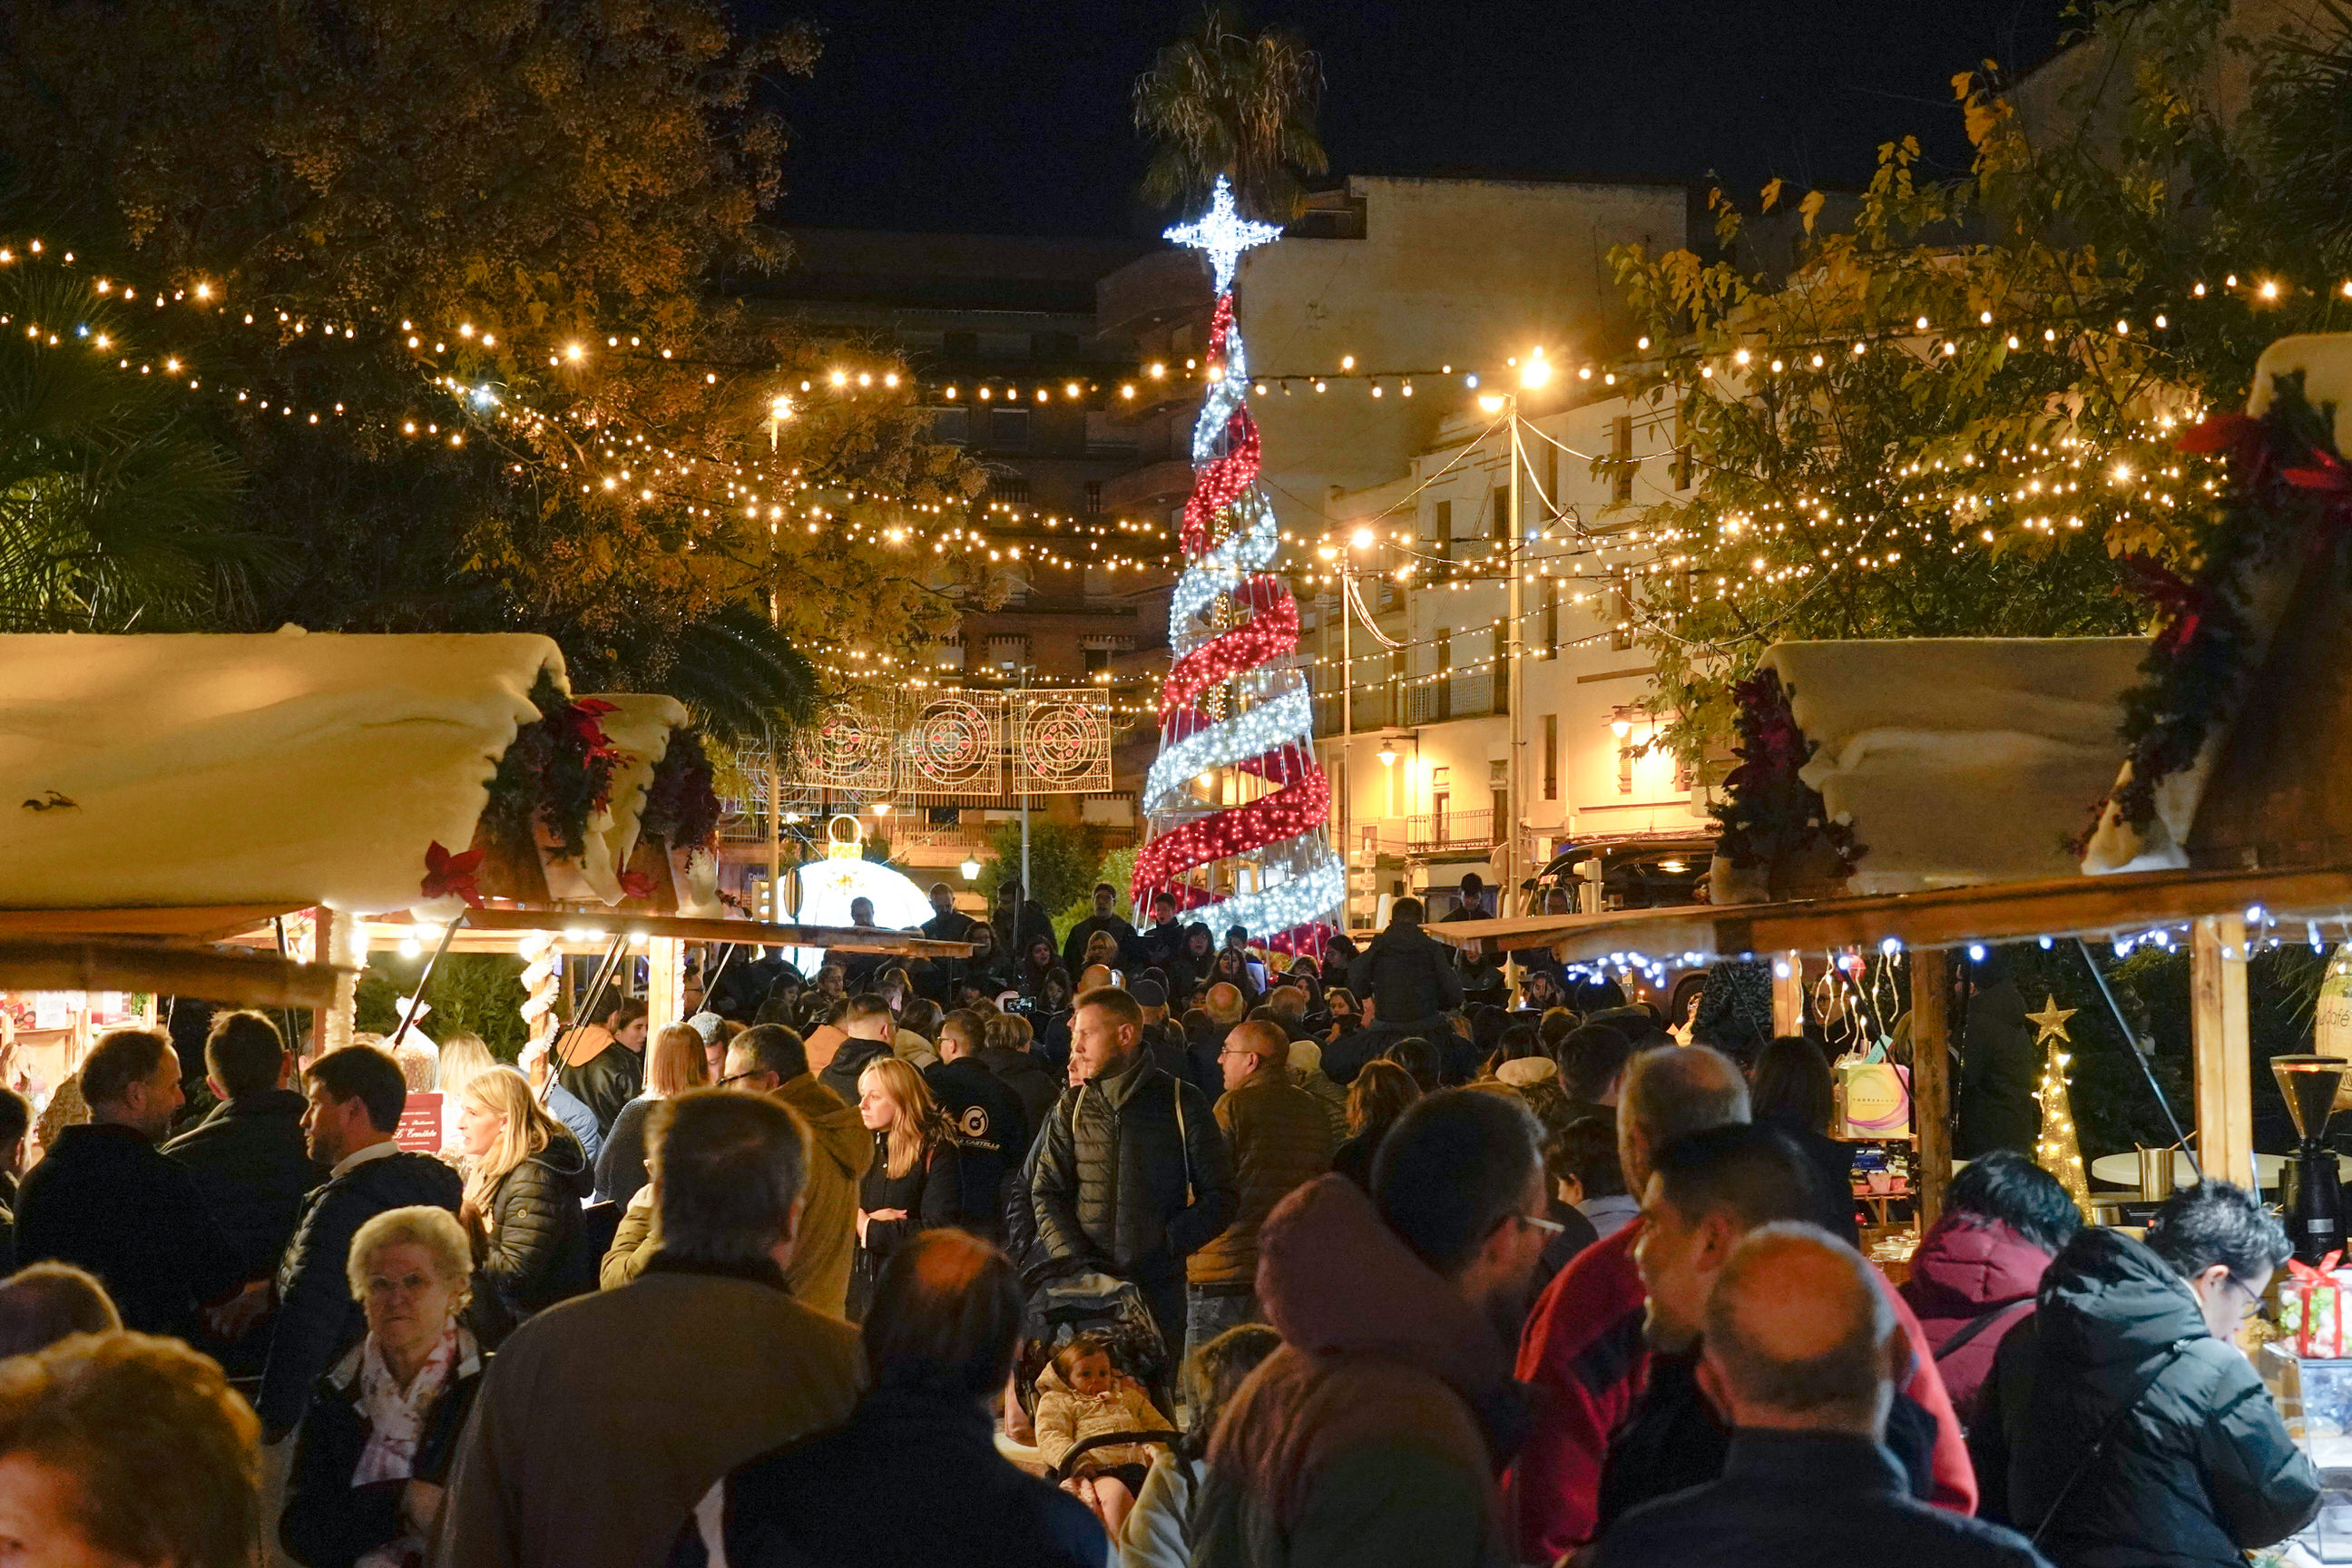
395, 1092, 444, 1153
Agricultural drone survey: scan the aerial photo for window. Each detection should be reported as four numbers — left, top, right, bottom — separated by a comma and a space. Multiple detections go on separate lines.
987, 408, 1032, 450
1490, 484, 1510, 545
1543, 714, 1559, 800
1490, 760, 1509, 836
1431, 499, 1453, 561
1612, 416, 1634, 504
1490, 618, 1508, 715
930, 407, 970, 446
1544, 443, 1559, 510
991, 472, 1031, 505
1083, 648, 1112, 678
1544, 578, 1560, 656
1084, 480, 1103, 517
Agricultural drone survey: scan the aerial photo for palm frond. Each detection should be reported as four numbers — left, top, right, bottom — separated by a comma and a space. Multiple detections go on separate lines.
1133, 3, 1325, 220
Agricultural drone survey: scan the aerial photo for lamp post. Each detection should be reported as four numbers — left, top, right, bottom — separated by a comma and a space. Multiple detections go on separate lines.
1479, 349, 1548, 955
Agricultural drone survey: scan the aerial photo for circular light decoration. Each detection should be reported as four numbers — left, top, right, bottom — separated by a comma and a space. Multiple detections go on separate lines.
908, 697, 995, 789
1022, 700, 1106, 788
805, 701, 889, 792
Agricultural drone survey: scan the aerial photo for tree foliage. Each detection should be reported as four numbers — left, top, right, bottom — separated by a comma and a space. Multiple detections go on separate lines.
1610, 0, 2352, 766
0, 0, 985, 732
1134, 3, 1328, 221
0, 267, 260, 630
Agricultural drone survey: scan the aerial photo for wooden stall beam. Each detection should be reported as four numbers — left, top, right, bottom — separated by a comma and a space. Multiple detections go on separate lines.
1771, 952, 1805, 1035
1911, 949, 1952, 1230
2191, 914, 2256, 1190
646, 936, 686, 1037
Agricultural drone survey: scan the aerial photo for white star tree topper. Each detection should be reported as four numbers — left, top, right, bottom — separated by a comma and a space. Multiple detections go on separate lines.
1164, 174, 1284, 295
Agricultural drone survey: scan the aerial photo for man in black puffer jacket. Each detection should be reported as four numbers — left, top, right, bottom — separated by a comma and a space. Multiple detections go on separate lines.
1031, 985, 1235, 1364
163, 1013, 325, 1283
259, 1044, 463, 1443
1978, 1178, 2318, 1566
1346, 898, 1463, 1035
162, 1011, 326, 1376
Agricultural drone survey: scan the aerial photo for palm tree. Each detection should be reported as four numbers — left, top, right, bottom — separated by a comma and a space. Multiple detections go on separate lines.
0, 269, 262, 630
1133, 3, 1328, 222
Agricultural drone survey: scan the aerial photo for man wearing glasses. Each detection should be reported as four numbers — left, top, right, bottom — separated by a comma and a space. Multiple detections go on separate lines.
1183, 1021, 1334, 1363
1984, 1178, 2317, 1564
717, 1024, 871, 1320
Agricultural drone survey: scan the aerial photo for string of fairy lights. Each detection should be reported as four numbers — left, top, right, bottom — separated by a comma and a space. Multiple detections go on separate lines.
14, 228, 2333, 717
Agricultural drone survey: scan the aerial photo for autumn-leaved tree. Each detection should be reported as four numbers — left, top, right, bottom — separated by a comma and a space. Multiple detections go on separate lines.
0, 0, 985, 739
1610, 0, 2352, 767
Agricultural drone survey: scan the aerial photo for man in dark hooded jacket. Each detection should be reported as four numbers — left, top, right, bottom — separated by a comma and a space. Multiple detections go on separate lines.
1347, 899, 1464, 1034
1194, 1091, 1550, 1568
1978, 1178, 2318, 1564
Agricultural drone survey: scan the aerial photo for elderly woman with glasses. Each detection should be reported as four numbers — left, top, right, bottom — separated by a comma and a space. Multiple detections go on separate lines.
280, 1205, 483, 1568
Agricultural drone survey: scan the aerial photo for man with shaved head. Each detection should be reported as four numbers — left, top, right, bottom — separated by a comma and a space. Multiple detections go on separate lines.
1185, 1017, 1332, 1360
1595, 1224, 2049, 1568
1510, 1044, 1750, 1556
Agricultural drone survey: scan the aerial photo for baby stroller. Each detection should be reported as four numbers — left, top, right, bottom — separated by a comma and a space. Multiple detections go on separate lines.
1014, 1267, 1174, 1421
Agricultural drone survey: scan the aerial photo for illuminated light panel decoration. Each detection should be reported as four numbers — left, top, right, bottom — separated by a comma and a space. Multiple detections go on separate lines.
2027, 995, 2096, 1220
785, 814, 935, 974
1134, 177, 1342, 946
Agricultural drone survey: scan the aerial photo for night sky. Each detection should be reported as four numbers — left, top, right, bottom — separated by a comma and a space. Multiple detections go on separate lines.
755, 0, 2074, 239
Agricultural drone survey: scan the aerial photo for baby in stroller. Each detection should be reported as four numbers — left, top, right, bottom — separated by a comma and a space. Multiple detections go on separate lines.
1032, 1333, 1175, 1535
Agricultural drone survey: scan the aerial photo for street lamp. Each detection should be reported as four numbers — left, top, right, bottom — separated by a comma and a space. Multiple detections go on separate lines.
960, 856, 981, 881
1377, 740, 1399, 767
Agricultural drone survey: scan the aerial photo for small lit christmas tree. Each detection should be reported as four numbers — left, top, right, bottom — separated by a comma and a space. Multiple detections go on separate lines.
2027, 994, 2096, 1220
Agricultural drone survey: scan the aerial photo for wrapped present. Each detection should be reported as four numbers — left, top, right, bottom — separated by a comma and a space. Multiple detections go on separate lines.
2281, 1250, 2348, 1357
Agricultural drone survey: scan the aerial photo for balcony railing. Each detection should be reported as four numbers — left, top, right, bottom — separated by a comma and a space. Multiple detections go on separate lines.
1404, 671, 1504, 726
1405, 808, 1494, 854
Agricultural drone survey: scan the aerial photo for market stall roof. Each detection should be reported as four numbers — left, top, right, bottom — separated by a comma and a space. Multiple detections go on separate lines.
1760, 637, 2148, 894
0, 939, 347, 1009
1426, 861, 2352, 965
0, 631, 562, 913
359, 906, 979, 960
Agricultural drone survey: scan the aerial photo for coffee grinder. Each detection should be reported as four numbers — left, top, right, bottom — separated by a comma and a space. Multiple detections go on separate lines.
2272, 1054, 2351, 1263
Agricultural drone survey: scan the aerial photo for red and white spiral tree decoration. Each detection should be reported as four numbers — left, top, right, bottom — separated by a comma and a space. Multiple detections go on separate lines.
1133, 177, 1343, 946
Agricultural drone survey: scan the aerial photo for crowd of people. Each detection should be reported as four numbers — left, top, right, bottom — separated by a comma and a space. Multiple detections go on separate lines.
0, 875, 2323, 1568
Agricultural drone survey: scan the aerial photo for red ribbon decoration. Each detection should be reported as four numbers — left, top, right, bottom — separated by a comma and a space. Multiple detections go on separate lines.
2115, 554, 2213, 654
1132, 766, 1332, 891
618, 868, 657, 901
420, 840, 485, 907
1159, 577, 1298, 718
2288, 1250, 2345, 1285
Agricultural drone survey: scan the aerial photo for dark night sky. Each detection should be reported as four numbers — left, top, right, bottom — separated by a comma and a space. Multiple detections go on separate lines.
752, 0, 2074, 239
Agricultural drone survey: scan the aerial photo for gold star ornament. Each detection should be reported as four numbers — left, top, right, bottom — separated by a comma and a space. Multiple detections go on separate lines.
2026, 995, 2077, 1046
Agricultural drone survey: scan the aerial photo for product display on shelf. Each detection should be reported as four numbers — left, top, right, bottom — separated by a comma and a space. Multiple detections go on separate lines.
1132, 176, 1342, 943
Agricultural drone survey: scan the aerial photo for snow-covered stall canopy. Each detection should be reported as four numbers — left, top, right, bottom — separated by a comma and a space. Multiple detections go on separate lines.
1759, 638, 2149, 896
2082, 333, 2352, 877
0, 632, 717, 917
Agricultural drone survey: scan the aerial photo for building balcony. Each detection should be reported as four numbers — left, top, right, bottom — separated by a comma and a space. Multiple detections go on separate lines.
1404, 671, 1504, 727
1405, 808, 1494, 855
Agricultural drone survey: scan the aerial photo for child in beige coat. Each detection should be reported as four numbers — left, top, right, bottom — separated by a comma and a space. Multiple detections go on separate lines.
1032, 1334, 1173, 1535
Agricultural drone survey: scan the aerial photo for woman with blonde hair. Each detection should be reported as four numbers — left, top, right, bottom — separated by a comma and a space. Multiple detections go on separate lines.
281, 1206, 482, 1568
592, 1024, 710, 1208
453, 1066, 591, 1344
848, 1056, 963, 1321
433, 1034, 497, 1159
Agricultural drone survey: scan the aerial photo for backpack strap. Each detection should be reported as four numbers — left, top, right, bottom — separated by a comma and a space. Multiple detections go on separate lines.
1934, 1298, 2035, 1365
1173, 1076, 1195, 1206
2031, 1339, 2191, 1548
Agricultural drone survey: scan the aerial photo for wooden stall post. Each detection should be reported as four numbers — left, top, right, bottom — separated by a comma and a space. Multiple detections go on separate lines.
1910, 949, 1951, 1231
2191, 913, 2257, 1190
308, 906, 361, 1061
645, 936, 686, 1036
1771, 951, 1805, 1035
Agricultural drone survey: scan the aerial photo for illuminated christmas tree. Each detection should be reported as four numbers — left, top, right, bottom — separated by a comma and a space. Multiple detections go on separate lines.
1132, 177, 1343, 944
2027, 994, 2096, 1220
